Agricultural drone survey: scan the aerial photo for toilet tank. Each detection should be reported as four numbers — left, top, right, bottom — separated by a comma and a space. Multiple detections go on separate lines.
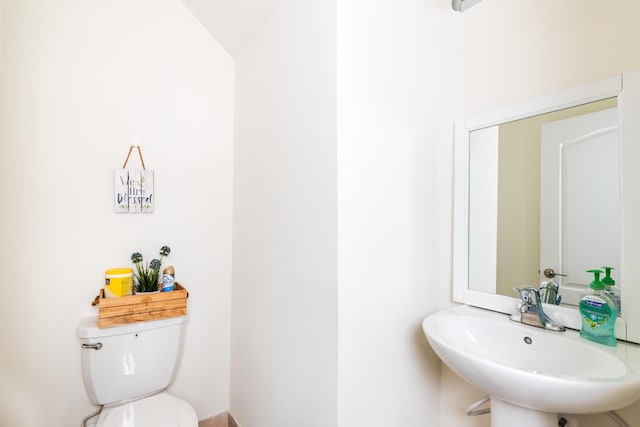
77, 315, 187, 405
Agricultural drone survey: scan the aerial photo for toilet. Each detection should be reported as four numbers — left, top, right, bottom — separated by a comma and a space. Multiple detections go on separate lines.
77, 315, 198, 427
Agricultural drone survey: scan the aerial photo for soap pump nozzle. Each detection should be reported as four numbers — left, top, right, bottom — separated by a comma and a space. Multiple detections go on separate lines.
587, 269, 604, 291
602, 266, 615, 287
602, 266, 621, 315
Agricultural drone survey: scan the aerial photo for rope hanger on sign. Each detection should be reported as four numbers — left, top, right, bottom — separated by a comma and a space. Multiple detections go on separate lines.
121, 145, 147, 170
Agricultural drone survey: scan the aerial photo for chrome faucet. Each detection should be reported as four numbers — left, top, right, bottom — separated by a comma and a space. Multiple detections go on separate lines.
540, 268, 565, 305
539, 280, 561, 305
510, 287, 566, 332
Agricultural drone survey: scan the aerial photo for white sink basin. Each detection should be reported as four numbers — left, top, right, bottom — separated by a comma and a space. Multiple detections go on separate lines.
423, 305, 640, 417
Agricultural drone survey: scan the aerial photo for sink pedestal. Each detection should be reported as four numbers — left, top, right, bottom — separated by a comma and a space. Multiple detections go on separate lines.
491, 398, 557, 427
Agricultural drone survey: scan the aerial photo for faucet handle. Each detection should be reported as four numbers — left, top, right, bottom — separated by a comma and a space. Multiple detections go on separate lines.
513, 287, 541, 306
515, 301, 528, 313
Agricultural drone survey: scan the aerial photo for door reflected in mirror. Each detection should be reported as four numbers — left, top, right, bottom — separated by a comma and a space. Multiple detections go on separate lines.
468, 98, 619, 308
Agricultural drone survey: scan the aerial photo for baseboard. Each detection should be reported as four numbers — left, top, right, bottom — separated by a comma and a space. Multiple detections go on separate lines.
198, 411, 240, 427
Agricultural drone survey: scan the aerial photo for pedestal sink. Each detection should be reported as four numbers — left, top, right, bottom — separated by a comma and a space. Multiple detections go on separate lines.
422, 305, 640, 427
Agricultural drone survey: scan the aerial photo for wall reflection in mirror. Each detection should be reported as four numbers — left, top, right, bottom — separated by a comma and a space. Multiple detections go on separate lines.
468, 98, 620, 309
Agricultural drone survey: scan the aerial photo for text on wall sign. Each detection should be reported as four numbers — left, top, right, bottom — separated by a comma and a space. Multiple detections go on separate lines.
114, 146, 154, 214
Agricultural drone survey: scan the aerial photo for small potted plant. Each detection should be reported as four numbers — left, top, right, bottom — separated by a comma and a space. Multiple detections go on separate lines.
131, 245, 171, 293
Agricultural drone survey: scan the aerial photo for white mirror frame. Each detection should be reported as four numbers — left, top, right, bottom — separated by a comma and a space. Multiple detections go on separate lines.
453, 70, 640, 343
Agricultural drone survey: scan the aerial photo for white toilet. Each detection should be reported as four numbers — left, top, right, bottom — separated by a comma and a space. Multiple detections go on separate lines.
77, 315, 198, 427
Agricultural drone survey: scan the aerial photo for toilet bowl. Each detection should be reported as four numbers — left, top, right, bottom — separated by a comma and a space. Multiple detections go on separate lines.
77, 315, 197, 427
95, 392, 197, 427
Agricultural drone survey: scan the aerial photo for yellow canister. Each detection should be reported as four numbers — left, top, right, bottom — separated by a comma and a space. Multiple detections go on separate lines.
104, 268, 133, 297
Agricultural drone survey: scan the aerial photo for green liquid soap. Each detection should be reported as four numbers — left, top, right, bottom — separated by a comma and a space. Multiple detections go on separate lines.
579, 269, 618, 347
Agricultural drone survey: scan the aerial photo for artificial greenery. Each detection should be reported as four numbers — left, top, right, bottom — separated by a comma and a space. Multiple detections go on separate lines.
131, 245, 171, 292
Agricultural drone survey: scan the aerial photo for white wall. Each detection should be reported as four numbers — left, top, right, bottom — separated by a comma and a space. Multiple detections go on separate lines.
180, 0, 286, 58
3, 1, 640, 426
230, 0, 337, 426
0, 1, 234, 425
337, 0, 448, 425
337, 0, 640, 426
439, 1, 640, 426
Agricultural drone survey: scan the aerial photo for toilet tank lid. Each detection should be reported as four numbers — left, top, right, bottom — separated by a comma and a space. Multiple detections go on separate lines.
77, 315, 188, 339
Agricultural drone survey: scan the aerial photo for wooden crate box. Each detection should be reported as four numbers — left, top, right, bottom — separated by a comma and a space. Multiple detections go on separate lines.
92, 283, 189, 328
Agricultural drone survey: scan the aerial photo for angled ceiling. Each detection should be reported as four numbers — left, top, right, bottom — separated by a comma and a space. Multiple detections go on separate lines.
181, 0, 285, 58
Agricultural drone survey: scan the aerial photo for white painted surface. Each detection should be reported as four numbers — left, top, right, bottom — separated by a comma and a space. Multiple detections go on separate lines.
2, 1, 640, 427
181, 0, 285, 57
468, 126, 499, 294
447, 0, 640, 425
0, 1, 234, 425
230, 1, 337, 427
540, 108, 619, 305
231, 0, 446, 425
618, 71, 640, 346
337, 0, 444, 426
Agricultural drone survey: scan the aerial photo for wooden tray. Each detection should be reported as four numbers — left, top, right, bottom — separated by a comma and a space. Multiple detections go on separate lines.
92, 283, 188, 328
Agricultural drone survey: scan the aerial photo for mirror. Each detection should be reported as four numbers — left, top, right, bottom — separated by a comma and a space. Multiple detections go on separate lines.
453, 71, 640, 343
468, 97, 619, 306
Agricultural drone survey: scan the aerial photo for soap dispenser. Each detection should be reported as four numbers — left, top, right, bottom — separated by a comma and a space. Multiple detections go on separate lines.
579, 269, 618, 346
602, 266, 621, 316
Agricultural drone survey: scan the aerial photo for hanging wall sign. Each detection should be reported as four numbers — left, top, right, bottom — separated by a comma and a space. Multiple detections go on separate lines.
115, 146, 154, 213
